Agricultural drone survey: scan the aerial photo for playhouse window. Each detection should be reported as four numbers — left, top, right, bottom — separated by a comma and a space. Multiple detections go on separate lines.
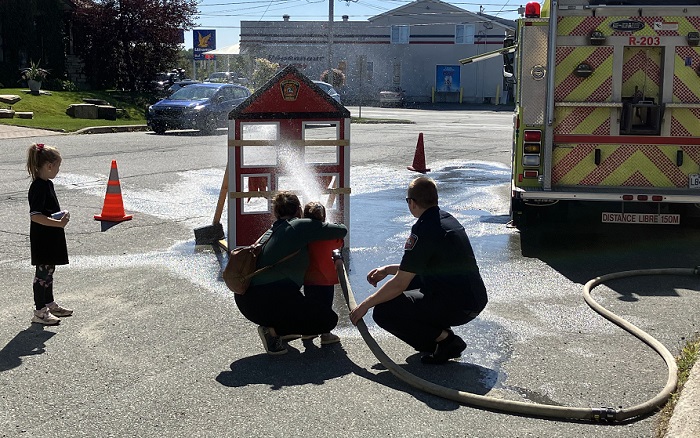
241, 175, 270, 214
240, 122, 279, 166
303, 122, 340, 164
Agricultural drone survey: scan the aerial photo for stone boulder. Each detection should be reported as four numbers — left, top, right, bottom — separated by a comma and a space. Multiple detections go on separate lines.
0, 95, 21, 106
66, 103, 98, 119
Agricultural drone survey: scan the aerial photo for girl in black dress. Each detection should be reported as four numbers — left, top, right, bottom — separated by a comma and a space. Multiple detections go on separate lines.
26, 143, 72, 325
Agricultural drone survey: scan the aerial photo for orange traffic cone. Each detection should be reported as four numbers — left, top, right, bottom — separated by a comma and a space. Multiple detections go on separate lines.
407, 132, 430, 173
94, 160, 133, 222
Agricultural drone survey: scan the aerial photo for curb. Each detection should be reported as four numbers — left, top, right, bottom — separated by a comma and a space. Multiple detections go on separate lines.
665, 360, 700, 438
73, 124, 149, 135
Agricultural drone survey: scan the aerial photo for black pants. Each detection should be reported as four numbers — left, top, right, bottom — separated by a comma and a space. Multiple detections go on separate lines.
372, 289, 478, 353
303, 284, 334, 308
33, 264, 55, 310
235, 280, 338, 336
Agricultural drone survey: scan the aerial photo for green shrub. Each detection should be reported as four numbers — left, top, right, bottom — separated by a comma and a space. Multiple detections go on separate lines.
44, 78, 79, 92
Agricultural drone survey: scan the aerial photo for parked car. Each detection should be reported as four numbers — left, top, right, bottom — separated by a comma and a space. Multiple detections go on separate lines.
150, 69, 187, 91
379, 87, 406, 107
166, 79, 200, 95
147, 83, 251, 134
312, 80, 342, 104
206, 71, 249, 85
150, 72, 176, 91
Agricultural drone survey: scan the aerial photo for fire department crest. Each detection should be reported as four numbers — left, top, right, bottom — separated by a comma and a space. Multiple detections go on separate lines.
280, 80, 300, 101
404, 233, 418, 250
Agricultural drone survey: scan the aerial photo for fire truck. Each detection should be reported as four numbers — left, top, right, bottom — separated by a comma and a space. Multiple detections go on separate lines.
462, 0, 700, 228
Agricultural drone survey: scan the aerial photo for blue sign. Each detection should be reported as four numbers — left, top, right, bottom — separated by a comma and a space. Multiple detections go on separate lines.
193, 29, 216, 61
436, 65, 460, 92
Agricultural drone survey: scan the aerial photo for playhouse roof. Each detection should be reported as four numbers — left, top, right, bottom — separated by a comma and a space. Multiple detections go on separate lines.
230, 65, 350, 120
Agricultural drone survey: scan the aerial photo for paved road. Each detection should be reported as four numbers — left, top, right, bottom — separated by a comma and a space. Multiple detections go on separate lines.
0, 108, 698, 437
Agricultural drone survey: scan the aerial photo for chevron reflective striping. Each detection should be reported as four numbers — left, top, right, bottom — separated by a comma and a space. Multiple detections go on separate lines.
622, 48, 661, 99
552, 144, 700, 187
552, 144, 596, 184
622, 171, 653, 187
684, 144, 700, 165
671, 109, 700, 136
558, 16, 607, 36
555, 47, 613, 101
673, 47, 700, 103
554, 107, 611, 135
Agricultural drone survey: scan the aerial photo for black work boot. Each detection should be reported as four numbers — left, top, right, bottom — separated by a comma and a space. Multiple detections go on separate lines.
421, 333, 466, 364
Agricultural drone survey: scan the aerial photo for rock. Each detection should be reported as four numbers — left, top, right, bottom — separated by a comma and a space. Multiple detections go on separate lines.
96, 105, 117, 121
83, 98, 111, 106
66, 103, 98, 119
0, 95, 21, 105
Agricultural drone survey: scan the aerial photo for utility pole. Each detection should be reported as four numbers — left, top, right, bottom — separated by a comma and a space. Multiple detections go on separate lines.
328, 0, 334, 85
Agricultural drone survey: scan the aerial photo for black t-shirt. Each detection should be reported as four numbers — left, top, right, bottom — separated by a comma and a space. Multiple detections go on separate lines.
399, 206, 487, 311
28, 178, 68, 266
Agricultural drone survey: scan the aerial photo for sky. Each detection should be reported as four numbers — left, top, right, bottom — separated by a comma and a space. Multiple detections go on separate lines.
186, 0, 524, 50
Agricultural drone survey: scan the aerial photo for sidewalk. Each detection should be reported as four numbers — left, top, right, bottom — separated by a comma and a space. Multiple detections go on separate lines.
0, 123, 65, 139
0, 123, 148, 140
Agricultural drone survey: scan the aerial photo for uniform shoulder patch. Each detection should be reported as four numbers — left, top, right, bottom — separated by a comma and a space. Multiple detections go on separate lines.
404, 233, 418, 250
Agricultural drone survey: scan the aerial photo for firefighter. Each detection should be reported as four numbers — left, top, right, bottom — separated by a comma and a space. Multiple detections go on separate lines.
349, 176, 488, 364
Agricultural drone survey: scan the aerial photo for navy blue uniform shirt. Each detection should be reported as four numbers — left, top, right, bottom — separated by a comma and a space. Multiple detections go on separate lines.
399, 206, 487, 312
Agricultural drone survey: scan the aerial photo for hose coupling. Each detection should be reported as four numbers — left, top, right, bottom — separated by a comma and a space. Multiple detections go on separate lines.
332, 249, 344, 261
591, 407, 617, 422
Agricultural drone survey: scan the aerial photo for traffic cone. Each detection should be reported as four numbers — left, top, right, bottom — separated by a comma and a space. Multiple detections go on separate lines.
94, 160, 133, 222
407, 132, 430, 173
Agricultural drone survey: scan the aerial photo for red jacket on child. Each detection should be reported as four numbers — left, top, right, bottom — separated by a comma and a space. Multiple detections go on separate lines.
304, 239, 344, 286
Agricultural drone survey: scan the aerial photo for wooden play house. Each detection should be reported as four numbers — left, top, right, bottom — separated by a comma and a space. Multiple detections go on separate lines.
226, 65, 351, 247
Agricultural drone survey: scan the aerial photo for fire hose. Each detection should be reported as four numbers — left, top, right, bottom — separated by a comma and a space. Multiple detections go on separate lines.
334, 253, 698, 422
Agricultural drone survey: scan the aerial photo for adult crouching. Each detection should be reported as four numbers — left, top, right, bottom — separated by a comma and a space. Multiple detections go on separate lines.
234, 191, 348, 355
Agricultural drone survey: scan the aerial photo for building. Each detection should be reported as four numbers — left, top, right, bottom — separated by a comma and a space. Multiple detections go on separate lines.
240, 0, 515, 105
0, 0, 80, 88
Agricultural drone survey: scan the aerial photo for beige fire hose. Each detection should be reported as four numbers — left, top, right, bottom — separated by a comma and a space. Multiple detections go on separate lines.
334, 253, 698, 422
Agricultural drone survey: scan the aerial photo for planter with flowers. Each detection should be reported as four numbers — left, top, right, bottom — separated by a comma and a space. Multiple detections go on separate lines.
20, 60, 49, 94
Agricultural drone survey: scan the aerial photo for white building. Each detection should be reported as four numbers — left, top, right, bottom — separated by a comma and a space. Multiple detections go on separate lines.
239, 0, 515, 105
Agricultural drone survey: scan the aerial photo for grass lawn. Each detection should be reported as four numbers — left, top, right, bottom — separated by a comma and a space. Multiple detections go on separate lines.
0, 88, 154, 132
0, 88, 412, 133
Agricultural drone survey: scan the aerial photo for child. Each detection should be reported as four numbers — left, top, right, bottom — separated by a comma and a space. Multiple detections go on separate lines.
302, 201, 344, 344
26, 143, 72, 325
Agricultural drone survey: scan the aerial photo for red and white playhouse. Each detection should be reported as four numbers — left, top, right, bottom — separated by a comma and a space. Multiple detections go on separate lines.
227, 65, 351, 247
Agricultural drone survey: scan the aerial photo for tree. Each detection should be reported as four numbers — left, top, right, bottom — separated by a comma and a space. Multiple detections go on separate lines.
320, 68, 345, 88
0, 0, 68, 87
72, 0, 197, 90
251, 58, 280, 89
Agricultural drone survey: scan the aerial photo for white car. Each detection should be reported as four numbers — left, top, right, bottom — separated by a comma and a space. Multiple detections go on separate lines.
379, 87, 405, 107
312, 80, 341, 104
